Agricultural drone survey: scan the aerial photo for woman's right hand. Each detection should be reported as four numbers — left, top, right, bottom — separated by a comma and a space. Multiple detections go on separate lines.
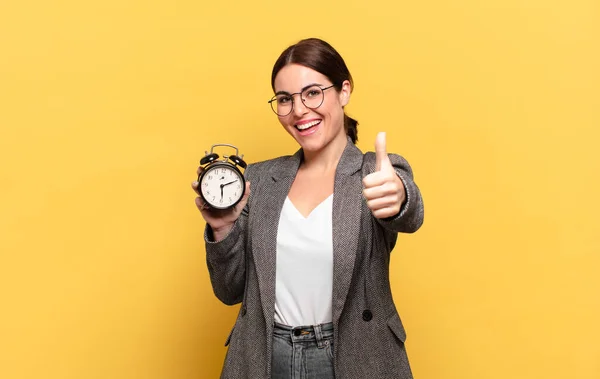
192, 166, 251, 242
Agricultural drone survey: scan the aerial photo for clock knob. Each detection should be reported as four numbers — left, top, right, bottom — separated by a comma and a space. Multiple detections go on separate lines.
229, 155, 247, 169
200, 153, 219, 165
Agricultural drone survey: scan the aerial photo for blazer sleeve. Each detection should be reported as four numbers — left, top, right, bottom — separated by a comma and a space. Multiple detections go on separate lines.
203, 165, 254, 306
362, 152, 424, 233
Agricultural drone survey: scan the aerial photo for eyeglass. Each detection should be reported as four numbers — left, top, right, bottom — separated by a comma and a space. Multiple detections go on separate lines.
268, 84, 335, 117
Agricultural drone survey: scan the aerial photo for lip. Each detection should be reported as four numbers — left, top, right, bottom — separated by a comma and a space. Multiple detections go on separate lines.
293, 119, 322, 136
295, 118, 322, 127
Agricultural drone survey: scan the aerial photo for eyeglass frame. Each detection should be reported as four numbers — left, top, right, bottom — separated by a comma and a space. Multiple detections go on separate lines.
267, 84, 336, 116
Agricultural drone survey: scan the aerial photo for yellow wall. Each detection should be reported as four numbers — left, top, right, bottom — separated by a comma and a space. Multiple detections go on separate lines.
1, 0, 598, 378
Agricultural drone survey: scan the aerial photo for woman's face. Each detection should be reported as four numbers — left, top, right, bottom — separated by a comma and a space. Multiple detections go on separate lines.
273, 64, 351, 155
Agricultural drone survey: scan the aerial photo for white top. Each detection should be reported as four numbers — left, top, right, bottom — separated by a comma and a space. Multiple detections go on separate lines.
274, 195, 334, 327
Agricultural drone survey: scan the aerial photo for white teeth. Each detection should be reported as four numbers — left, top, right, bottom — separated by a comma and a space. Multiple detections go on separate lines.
296, 120, 321, 130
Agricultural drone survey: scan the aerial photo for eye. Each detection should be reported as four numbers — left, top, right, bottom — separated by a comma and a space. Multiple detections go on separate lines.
304, 88, 321, 98
277, 95, 292, 104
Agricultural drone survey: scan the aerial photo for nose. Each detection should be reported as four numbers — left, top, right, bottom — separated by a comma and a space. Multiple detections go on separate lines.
292, 94, 309, 117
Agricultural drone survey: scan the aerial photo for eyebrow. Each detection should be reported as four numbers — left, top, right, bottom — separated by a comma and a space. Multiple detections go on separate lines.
274, 82, 325, 96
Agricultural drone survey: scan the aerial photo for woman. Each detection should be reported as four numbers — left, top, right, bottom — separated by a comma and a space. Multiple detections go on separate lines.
192, 38, 424, 379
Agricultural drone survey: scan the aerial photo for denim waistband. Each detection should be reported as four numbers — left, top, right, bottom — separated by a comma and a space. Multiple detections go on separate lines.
273, 322, 334, 347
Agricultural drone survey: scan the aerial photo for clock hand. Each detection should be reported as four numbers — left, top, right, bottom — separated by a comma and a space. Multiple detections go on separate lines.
219, 179, 238, 200
221, 180, 239, 187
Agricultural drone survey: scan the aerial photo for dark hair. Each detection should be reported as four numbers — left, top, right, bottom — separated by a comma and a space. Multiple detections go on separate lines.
271, 38, 359, 144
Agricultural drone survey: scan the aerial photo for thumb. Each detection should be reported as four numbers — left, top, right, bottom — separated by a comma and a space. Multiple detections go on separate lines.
375, 132, 391, 171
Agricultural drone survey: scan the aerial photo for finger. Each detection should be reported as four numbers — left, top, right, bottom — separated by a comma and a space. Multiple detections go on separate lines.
191, 181, 201, 196
197, 166, 205, 176
234, 181, 251, 211
362, 171, 387, 189
363, 168, 399, 189
362, 183, 398, 201
371, 206, 400, 219
375, 132, 392, 171
366, 196, 400, 211
195, 196, 209, 212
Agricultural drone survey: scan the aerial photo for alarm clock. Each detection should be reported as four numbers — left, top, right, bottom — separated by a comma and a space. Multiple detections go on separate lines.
197, 144, 247, 210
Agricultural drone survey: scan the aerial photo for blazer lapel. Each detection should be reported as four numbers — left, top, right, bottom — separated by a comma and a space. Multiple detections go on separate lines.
251, 150, 301, 326
332, 140, 364, 324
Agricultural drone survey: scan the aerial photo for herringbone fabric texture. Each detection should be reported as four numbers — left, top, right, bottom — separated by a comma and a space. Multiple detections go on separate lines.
205, 138, 424, 378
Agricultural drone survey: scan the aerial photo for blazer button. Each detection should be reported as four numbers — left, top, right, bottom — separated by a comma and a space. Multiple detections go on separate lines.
362, 310, 373, 322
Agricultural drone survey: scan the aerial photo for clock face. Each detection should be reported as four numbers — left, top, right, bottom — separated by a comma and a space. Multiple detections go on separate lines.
200, 163, 245, 209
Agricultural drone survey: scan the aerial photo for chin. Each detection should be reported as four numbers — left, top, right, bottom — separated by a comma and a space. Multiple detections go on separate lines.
298, 136, 332, 154
293, 137, 318, 150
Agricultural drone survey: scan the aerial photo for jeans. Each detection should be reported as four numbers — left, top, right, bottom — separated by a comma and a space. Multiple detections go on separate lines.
271, 322, 335, 379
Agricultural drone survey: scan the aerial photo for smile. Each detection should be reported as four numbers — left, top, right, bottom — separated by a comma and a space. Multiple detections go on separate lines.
295, 120, 321, 131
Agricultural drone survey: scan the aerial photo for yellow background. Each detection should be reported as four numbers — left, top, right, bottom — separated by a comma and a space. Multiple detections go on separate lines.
1, 0, 598, 378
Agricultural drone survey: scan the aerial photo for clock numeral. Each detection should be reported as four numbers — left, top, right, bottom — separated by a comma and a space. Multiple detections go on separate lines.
208, 175, 213, 180
206, 190, 210, 195
229, 197, 232, 202
203, 182, 208, 187
212, 196, 215, 201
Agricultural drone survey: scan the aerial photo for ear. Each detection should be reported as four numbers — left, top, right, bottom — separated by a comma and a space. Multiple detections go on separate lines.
339, 79, 352, 107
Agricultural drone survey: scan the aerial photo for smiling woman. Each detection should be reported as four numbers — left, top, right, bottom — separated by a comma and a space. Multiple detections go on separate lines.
191, 38, 424, 379
271, 38, 359, 145
271, 63, 350, 158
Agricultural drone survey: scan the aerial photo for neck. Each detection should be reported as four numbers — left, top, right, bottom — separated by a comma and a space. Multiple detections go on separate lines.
301, 133, 348, 172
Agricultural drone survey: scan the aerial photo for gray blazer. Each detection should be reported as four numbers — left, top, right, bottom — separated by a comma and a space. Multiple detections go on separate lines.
205, 138, 424, 378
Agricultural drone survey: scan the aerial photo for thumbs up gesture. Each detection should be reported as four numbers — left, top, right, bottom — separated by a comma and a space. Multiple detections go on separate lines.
362, 132, 407, 219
